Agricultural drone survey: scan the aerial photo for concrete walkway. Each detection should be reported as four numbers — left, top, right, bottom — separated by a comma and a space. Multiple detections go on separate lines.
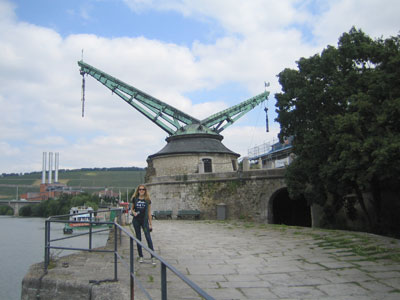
24, 220, 400, 300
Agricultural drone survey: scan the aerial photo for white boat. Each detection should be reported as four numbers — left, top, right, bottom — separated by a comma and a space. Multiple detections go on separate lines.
63, 206, 95, 234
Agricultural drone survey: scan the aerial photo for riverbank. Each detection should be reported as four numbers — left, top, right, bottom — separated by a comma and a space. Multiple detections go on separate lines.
21, 227, 129, 300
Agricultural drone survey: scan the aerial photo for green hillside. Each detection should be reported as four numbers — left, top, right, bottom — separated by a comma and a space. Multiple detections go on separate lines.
0, 168, 146, 200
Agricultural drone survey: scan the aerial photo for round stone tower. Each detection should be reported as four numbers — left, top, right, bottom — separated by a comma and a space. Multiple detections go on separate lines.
146, 133, 239, 180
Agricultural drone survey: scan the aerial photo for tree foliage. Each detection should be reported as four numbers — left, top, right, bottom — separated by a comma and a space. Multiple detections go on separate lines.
275, 28, 400, 232
16, 193, 103, 218
0, 205, 13, 215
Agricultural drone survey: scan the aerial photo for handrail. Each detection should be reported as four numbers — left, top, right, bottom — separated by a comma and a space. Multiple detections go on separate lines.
44, 208, 214, 300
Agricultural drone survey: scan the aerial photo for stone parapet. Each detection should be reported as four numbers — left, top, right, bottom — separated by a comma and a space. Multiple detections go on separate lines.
147, 168, 285, 184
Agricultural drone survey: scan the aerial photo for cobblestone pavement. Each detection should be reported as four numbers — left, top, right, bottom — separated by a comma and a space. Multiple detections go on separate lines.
126, 220, 400, 300
50, 220, 400, 300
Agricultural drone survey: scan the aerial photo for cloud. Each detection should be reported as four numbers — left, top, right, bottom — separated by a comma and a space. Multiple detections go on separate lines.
1, 0, 400, 173
0, 141, 21, 156
312, 0, 400, 46
123, 0, 306, 35
30, 136, 67, 146
120, 1, 319, 99
223, 124, 281, 158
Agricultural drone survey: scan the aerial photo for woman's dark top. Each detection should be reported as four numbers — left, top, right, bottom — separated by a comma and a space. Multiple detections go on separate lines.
133, 198, 151, 222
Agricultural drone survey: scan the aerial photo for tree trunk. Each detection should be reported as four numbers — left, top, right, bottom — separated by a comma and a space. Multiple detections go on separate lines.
371, 176, 382, 232
354, 183, 373, 230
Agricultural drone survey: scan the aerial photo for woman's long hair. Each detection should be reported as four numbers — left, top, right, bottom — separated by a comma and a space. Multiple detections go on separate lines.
130, 184, 150, 202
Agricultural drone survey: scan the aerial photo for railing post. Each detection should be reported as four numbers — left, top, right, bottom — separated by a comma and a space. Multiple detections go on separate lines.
130, 236, 134, 300
118, 209, 122, 244
44, 220, 49, 270
114, 223, 118, 281
89, 211, 93, 251
161, 262, 167, 300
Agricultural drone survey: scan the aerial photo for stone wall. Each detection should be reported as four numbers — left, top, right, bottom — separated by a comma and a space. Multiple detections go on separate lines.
146, 168, 287, 222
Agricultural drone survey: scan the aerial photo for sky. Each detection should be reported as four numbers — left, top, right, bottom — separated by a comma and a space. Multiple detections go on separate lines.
0, 0, 399, 174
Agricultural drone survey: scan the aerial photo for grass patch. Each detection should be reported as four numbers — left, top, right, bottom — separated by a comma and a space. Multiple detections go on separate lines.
232, 220, 400, 263
243, 223, 255, 229
85, 172, 97, 176
47, 260, 57, 269
309, 232, 400, 262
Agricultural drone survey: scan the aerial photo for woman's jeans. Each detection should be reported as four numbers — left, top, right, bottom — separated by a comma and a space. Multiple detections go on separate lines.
132, 218, 154, 258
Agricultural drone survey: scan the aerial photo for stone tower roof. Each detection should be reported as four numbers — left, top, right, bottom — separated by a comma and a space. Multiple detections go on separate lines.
148, 133, 240, 159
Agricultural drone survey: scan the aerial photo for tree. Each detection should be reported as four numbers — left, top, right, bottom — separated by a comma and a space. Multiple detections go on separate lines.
275, 28, 400, 232
19, 205, 33, 216
0, 205, 13, 215
71, 194, 91, 207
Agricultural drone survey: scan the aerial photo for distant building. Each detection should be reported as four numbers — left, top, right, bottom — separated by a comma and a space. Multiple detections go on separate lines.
20, 183, 83, 201
97, 188, 119, 199
19, 151, 83, 201
248, 137, 294, 169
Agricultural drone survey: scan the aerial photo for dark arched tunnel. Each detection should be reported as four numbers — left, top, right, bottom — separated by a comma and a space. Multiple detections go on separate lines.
271, 188, 311, 227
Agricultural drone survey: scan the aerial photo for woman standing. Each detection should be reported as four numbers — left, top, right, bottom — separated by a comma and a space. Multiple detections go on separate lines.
130, 184, 155, 264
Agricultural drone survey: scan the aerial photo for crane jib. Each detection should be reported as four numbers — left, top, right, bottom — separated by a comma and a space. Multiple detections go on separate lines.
78, 60, 269, 136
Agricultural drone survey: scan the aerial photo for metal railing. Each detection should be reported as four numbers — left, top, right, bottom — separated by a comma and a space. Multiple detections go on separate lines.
44, 209, 214, 300
248, 138, 278, 158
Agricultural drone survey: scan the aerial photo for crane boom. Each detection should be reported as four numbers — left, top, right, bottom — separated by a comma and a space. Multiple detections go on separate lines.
78, 60, 199, 135
200, 91, 269, 133
78, 60, 269, 137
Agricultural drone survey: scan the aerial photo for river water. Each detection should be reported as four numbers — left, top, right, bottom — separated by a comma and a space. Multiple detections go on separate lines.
0, 216, 109, 300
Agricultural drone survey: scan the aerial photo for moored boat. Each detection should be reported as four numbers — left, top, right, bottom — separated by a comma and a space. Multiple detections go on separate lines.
63, 206, 106, 234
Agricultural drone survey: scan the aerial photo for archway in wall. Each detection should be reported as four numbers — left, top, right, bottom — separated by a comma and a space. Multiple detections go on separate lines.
270, 188, 311, 227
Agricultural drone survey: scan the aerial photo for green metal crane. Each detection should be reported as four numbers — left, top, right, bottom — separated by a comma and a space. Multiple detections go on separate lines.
78, 60, 269, 137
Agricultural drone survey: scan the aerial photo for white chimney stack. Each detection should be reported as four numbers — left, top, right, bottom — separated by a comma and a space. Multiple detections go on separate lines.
48, 152, 53, 184
42, 152, 47, 184
55, 152, 59, 183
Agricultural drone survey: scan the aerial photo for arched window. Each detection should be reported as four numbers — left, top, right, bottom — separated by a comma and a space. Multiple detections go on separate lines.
202, 158, 212, 173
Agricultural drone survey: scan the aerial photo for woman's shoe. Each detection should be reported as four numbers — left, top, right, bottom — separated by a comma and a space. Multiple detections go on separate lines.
139, 257, 144, 263
151, 258, 156, 265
